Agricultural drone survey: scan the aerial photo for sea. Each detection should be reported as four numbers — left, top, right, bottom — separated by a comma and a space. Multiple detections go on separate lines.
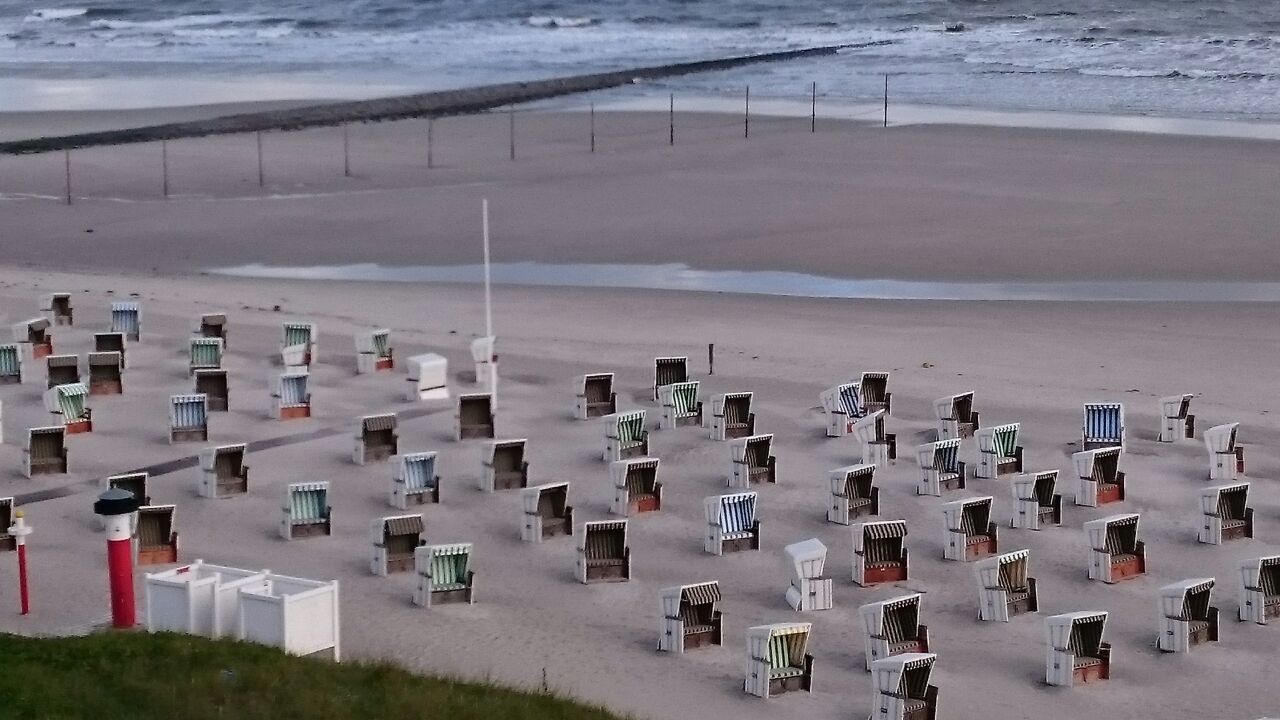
1, 0, 1278, 119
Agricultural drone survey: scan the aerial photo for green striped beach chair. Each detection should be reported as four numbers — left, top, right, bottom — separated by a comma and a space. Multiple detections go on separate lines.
414, 543, 475, 607
744, 623, 813, 698
0, 344, 22, 385
110, 302, 141, 341
604, 410, 648, 461
915, 439, 964, 496
280, 481, 331, 540
355, 328, 394, 374
44, 382, 92, 433
195, 312, 228, 346
188, 338, 223, 376
280, 322, 317, 367
658, 380, 702, 429
976, 423, 1023, 479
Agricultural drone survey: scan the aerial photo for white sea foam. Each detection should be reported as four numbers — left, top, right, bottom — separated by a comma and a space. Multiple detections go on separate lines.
24, 7, 87, 22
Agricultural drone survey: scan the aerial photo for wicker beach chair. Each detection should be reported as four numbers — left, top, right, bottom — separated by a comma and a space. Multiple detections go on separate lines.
370, 514, 424, 576
934, 391, 978, 440
1085, 514, 1146, 583
352, 413, 398, 465
854, 520, 909, 587
976, 549, 1039, 622
828, 464, 879, 525
413, 543, 475, 607
576, 520, 631, 584
730, 434, 776, 487
658, 581, 723, 653
1045, 612, 1111, 687
704, 492, 760, 555
1157, 578, 1218, 652
610, 457, 662, 515
941, 496, 998, 561
392, 452, 440, 508
744, 623, 814, 699
860, 594, 929, 668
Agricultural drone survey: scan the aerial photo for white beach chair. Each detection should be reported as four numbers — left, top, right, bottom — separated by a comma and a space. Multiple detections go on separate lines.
933, 391, 978, 440
405, 353, 449, 401
784, 539, 833, 612
1158, 394, 1195, 442
859, 594, 929, 669
1157, 578, 1218, 653
975, 549, 1038, 622
1045, 612, 1111, 687
657, 581, 723, 653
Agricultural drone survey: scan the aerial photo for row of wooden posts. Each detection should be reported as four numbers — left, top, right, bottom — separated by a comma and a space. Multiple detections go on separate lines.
53, 77, 895, 205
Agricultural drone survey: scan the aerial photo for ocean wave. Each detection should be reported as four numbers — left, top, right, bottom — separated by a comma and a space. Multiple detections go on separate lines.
88, 13, 276, 31
525, 16, 598, 29
24, 7, 88, 21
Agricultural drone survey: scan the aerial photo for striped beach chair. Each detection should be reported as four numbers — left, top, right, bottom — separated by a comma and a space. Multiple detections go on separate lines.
414, 543, 475, 607
370, 514, 424, 576
653, 356, 688, 401
392, 452, 440, 508
45, 354, 79, 389
23, 426, 68, 478
482, 439, 528, 492
703, 492, 759, 555
744, 623, 813, 699
199, 444, 249, 498
710, 391, 755, 441
730, 434, 776, 487
941, 496, 998, 561
976, 423, 1023, 479
575, 372, 616, 420
976, 549, 1038, 622
820, 382, 863, 437
188, 338, 223, 376
611, 457, 662, 515
854, 520, 909, 587
658, 581, 723, 653
576, 519, 631, 584
603, 410, 648, 461
869, 653, 938, 719
1011, 470, 1062, 530
828, 464, 879, 525
1045, 612, 1111, 687
44, 383, 92, 434
933, 391, 978, 440
1085, 513, 1146, 583
520, 482, 573, 543
1072, 447, 1126, 507
0, 344, 22, 385
271, 370, 311, 420
1238, 555, 1280, 624
194, 368, 228, 411
1157, 579, 1218, 653
352, 413, 398, 465
860, 593, 929, 668
135, 505, 178, 566
355, 328, 394, 374
280, 321, 316, 367
859, 372, 892, 415
1198, 483, 1253, 544
915, 439, 964, 496
87, 351, 123, 395
169, 394, 209, 443
658, 381, 702, 429
280, 482, 332, 540
1082, 403, 1125, 451
110, 302, 141, 341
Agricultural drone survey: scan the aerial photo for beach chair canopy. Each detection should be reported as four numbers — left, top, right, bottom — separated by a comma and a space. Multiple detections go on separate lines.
282, 322, 314, 347
784, 538, 827, 581
190, 338, 223, 367
748, 623, 811, 677
356, 328, 391, 355
858, 520, 908, 559
1160, 578, 1214, 621
823, 382, 863, 418
977, 549, 1031, 591
1161, 394, 1193, 419
919, 439, 961, 472
581, 520, 628, 561
1047, 612, 1108, 657
136, 505, 174, 547
0, 344, 20, 378
611, 411, 646, 443
980, 423, 1020, 457
872, 653, 935, 700
852, 410, 888, 443
1083, 403, 1124, 443
832, 464, 876, 497
1086, 514, 1140, 554
526, 483, 570, 519
1204, 423, 1240, 453
12, 317, 50, 343
708, 492, 757, 536
275, 372, 310, 404
933, 392, 974, 421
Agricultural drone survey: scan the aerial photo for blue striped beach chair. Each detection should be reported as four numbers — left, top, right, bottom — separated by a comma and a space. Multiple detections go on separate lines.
281, 481, 331, 540
820, 382, 863, 437
110, 302, 141, 342
271, 370, 311, 420
1082, 403, 1125, 451
704, 492, 760, 555
168, 394, 209, 443
392, 451, 439, 508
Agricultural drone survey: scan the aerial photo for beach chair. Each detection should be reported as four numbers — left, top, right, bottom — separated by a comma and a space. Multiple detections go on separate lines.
1085, 514, 1146, 583
471, 335, 496, 388
942, 496, 999, 561
1082, 402, 1124, 451
280, 322, 317, 368
135, 505, 178, 566
730, 433, 776, 487
23, 426, 68, 477
854, 520, 909, 587
405, 353, 448, 401
110, 301, 141, 341
194, 369, 228, 411
934, 392, 978, 440
99, 472, 149, 531
1238, 556, 1280, 625
853, 410, 897, 466
194, 312, 228, 346
709, 391, 755, 440
1205, 422, 1245, 481
0, 344, 22, 385
94, 332, 127, 368
270, 370, 311, 420
44, 383, 92, 434
520, 483, 573, 543
280, 482, 332, 540
577, 520, 631, 584
1072, 447, 1126, 507
603, 410, 648, 462
828, 464, 879, 525
869, 653, 939, 720
482, 439, 528, 492
820, 382, 862, 437
1011, 471, 1062, 530
169, 394, 209, 443
12, 318, 53, 359
610, 457, 662, 515
198, 444, 248, 498
653, 356, 688, 401
745, 623, 814, 699
784, 539, 833, 611
0, 498, 14, 552
188, 338, 223, 376
355, 328, 394, 374
455, 393, 495, 440
860, 372, 892, 415
352, 413, 398, 465
704, 492, 760, 555
87, 352, 123, 395
976, 423, 1023, 479
1045, 612, 1111, 687
976, 549, 1039, 622
370, 514, 424, 576
860, 594, 929, 669
41, 292, 73, 326
915, 439, 964, 496
1198, 483, 1253, 544
658, 381, 702, 429
574, 372, 616, 419
45, 354, 79, 389
392, 452, 440, 508
658, 581, 723, 653
1158, 578, 1218, 653
413, 543, 475, 607
1158, 394, 1195, 442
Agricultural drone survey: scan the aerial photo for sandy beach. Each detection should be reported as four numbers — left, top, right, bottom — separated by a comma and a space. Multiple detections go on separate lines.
1, 108, 1278, 720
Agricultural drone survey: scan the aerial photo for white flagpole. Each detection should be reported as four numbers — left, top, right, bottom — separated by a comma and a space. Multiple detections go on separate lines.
482, 198, 495, 407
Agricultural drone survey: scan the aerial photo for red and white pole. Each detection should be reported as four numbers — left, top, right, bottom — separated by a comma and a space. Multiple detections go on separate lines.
7, 510, 32, 615
94, 488, 140, 629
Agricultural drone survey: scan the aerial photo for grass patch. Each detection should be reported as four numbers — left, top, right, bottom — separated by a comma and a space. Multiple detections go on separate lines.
0, 632, 630, 720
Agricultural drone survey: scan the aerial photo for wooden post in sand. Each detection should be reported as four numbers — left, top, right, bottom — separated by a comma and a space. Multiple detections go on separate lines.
811, 82, 817, 133
161, 139, 169, 198
427, 118, 434, 169
256, 131, 264, 187
883, 74, 889, 128
508, 105, 516, 161
590, 103, 595, 153
343, 123, 351, 177
669, 94, 674, 146
63, 150, 71, 205
708, 343, 715, 376
744, 85, 750, 139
